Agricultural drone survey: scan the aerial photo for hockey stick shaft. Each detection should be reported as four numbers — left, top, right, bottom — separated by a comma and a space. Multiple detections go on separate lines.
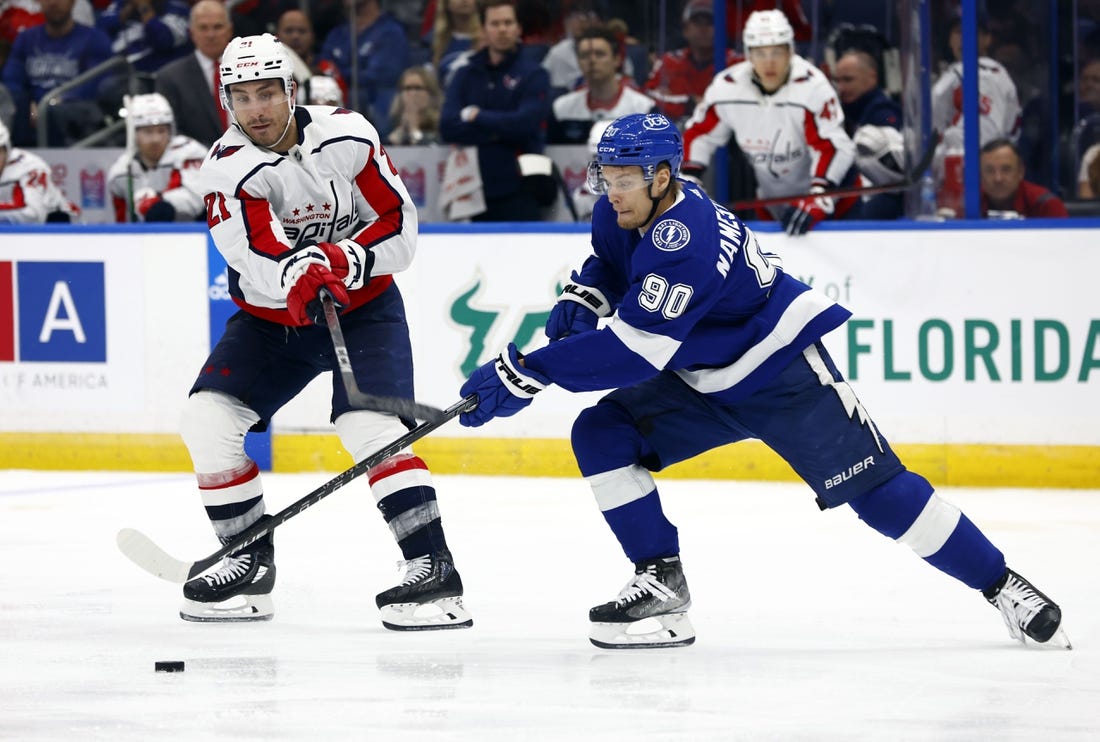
730, 134, 939, 211
320, 291, 445, 423
117, 393, 479, 583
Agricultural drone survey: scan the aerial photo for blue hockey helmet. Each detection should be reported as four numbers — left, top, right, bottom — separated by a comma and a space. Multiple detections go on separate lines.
591, 113, 683, 184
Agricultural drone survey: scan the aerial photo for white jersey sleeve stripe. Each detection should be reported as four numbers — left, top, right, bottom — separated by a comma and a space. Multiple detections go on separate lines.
607, 315, 681, 371
675, 288, 836, 394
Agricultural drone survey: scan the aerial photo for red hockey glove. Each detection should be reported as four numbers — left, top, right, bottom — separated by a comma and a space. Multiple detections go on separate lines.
286, 264, 349, 326
782, 185, 835, 236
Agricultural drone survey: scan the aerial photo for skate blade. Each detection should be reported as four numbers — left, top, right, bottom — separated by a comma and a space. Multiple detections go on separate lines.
179, 594, 274, 623
1039, 626, 1073, 650
589, 613, 695, 649
380, 596, 473, 631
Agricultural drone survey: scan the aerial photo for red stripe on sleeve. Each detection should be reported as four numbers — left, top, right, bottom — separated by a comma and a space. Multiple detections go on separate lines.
351, 148, 404, 249
167, 169, 182, 191
238, 188, 284, 257
803, 108, 837, 181
682, 105, 722, 162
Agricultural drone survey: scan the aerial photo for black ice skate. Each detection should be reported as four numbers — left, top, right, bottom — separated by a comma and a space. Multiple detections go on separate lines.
375, 550, 472, 631
180, 517, 275, 622
589, 555, 695, 649
983, 568, 1071, 649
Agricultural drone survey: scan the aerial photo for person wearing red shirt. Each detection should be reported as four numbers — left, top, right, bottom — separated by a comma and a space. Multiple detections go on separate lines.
645, 0, 741, 123
979, 139, 1067, 219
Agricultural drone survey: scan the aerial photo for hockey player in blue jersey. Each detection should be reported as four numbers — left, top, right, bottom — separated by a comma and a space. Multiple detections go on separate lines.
458, 112, 1069, 650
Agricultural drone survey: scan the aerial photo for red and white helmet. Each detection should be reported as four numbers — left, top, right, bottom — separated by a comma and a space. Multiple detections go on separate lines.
743, 10, 794, 50
128, 92, 175, 132
218, 33, 296, 118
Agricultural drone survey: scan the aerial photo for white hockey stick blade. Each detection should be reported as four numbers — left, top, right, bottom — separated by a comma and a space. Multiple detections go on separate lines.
117, 527, 194, 583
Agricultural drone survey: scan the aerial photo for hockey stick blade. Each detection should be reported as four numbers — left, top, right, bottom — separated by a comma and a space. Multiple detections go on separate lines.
321, 291, 446, 423
730, 132, 940, 211
117, 393, 479, 584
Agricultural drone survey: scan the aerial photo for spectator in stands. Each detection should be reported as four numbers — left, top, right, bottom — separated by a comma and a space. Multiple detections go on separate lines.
107, 91, 205, 222
319, 0, 409, 137
980, 138, 1067, 218
931, 16, 1021, 146
644, 0, 741, 125
154, 0, 232, 147
1, 0, 44, 72
548, 25, 653, 144
931, 15, 1021, 217
96, 0, 191, 75
387, 66, 442, 146
833, 48, 904, 219
429, 0, 481, 86
439, 0, 551, 221
542, 0, 599, 94
1, 0, 112, 146
276, 9, 344, 89
683, 10, 861, 235
0, 117, 78, 222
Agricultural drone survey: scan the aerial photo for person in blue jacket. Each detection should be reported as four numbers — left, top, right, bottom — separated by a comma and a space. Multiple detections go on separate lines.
458, 112, 1069, 652
439, 0, 550, 222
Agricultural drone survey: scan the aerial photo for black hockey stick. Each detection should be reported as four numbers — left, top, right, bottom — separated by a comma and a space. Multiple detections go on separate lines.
320, 290, 445, 423
116, 393, 480, 583
730, 132, 939, 211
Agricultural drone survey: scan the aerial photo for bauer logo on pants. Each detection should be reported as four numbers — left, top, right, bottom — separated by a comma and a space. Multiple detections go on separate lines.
0, 260, 106, 363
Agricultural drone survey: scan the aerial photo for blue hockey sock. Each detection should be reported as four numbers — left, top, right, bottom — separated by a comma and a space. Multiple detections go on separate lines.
601, 490, 680, 563
849, 471, 1006, 591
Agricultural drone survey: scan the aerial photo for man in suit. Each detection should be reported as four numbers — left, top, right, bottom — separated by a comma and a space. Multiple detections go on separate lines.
155, 0, 233, 147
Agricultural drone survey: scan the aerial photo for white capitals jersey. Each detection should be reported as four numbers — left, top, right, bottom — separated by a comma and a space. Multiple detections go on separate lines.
683, 55, 855, 200
199, 105, 416, 324
931, 57, 1021, 145
0, 148, 77, 224
107, 134, 208, 222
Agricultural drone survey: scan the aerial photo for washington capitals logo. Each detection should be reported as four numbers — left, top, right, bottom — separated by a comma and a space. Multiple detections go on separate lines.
212, 144, 244, 160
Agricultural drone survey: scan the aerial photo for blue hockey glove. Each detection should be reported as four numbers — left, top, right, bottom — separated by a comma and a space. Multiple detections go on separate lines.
545, 280, 610, 340
459, 343, 551, 427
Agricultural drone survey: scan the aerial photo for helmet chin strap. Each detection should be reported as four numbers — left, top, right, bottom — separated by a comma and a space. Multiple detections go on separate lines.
644, 174, 672, 225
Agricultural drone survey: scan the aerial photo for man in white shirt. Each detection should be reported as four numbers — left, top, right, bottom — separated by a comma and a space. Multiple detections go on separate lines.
548, 25, 655, 144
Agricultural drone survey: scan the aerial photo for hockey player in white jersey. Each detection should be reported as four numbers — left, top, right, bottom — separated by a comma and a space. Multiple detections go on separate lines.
0, 119, 78, 224
107, 93, 207, 222
682, 10, 860, 235
458, 112, 1068, 651
179, 34, 471, 630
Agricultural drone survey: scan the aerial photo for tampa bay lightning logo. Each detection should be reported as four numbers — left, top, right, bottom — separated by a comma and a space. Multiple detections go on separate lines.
643, 113, 671, 130
651, 219, 690, 251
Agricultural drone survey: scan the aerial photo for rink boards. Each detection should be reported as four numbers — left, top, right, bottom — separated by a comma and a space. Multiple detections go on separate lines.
0, 221, 1097, 488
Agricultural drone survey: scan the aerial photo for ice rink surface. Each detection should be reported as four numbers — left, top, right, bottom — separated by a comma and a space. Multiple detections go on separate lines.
1, 469, 1098, 741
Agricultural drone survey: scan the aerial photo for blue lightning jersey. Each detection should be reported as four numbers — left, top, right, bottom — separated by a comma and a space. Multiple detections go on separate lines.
524, 181, 851, 401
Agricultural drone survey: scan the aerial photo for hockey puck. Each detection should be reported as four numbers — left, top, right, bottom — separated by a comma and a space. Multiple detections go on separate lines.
154, 661, 185, 673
